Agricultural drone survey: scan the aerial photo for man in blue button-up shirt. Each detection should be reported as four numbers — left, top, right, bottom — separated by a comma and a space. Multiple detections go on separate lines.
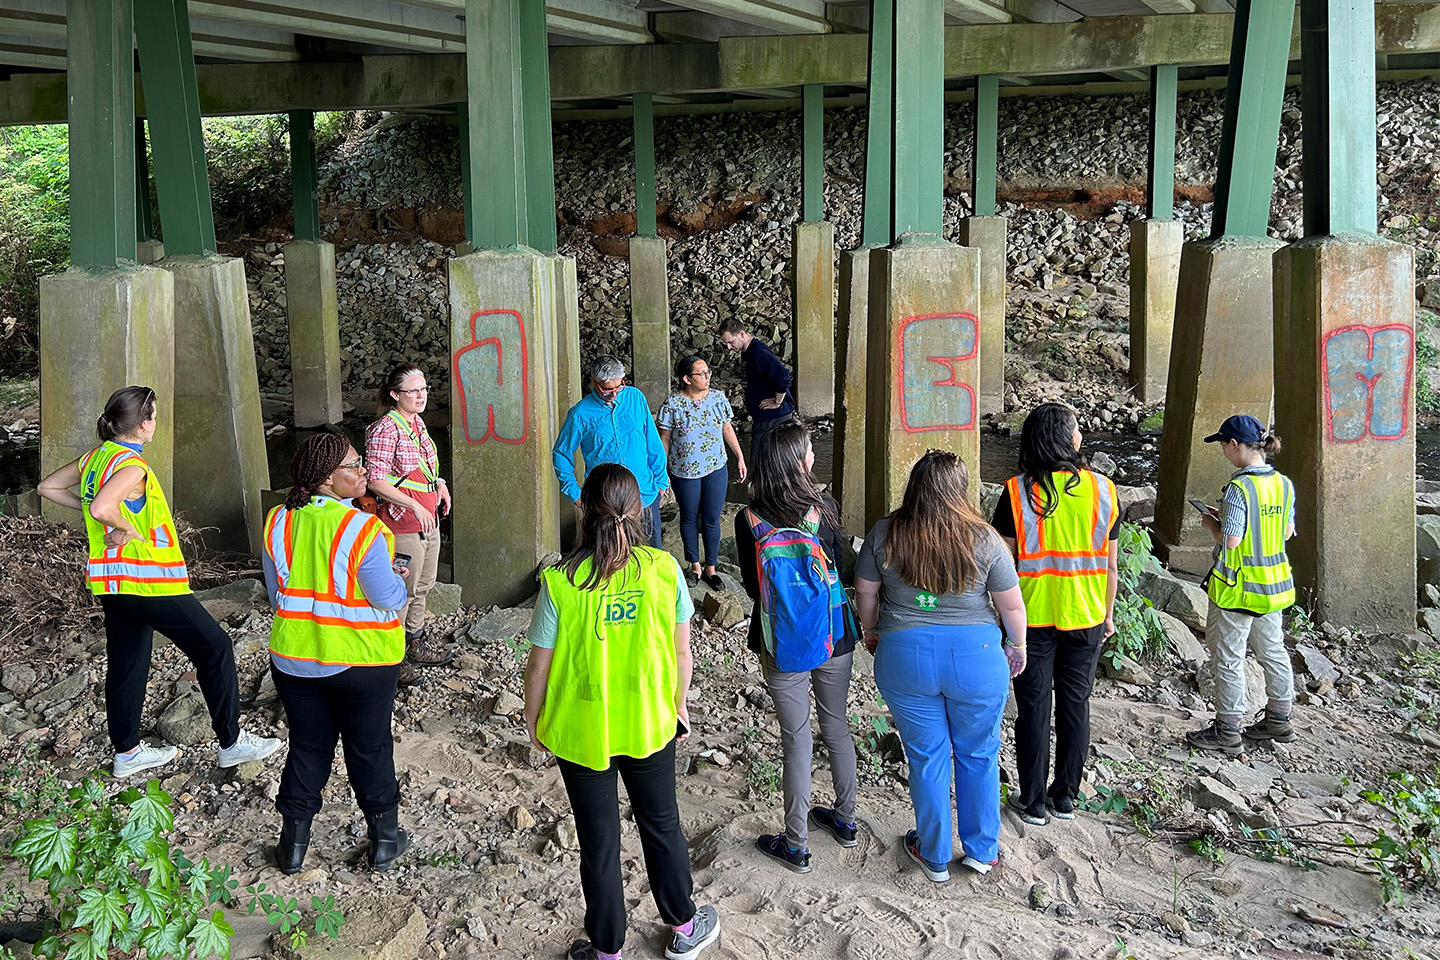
553, 355, 670, 548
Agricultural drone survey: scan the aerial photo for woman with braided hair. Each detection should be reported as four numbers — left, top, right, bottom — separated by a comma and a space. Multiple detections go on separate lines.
262, 433, 411, 874
37, 385, 282, 779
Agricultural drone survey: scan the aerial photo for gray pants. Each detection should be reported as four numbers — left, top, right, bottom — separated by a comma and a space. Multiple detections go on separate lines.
762, 651, 858, 848
1206, 601, 1292, 718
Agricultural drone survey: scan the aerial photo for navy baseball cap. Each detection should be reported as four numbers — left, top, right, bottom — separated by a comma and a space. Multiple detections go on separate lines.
1204, 415, 1265, 444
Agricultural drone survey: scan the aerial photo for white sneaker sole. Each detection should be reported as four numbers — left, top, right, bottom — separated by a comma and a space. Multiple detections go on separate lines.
217, 738, 283, 768
114, 747, 178, 778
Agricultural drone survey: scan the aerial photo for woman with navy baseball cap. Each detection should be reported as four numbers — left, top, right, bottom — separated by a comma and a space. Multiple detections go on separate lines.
1186, 415, 1298, 755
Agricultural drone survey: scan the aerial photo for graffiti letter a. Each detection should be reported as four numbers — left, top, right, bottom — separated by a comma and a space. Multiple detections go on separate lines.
453, 309, 529, 445
1322, 324, 1414, 443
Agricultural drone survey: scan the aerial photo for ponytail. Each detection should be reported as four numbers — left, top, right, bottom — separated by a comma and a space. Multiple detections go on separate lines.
1260, 433, 1282, 457
285, 433, 350, 511
96, 386, 156, 442
559, 463, 646, 591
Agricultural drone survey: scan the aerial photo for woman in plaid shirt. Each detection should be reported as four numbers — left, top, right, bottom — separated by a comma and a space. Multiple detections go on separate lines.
365, 363, 454, 685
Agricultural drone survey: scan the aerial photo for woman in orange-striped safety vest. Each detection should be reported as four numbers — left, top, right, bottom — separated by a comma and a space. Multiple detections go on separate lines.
263, 433, 410, 875
990, 403, 1119, 827
37, 385, 281, 780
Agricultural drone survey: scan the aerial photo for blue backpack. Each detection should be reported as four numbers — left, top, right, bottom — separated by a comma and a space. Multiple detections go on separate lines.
746, 507, 851, 673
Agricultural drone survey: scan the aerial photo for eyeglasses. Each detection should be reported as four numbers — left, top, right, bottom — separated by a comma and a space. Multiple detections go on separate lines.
688, 371, 712, 379
337, 459, 365, 473
397, 387, 429, 397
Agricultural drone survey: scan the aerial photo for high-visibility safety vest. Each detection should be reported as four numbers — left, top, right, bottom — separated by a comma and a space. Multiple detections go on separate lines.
1206, 470, 1296, 615
537, 547, 680, 771
79, 442, 190, 596
1005, 470, 1118, 631
265, 496, 404, 667
382, 411, 439, 493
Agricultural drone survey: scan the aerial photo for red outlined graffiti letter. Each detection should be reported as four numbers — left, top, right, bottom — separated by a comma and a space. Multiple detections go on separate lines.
898, 313, 979, 433
453, 309, 529, 445
1322, 324, 1414, 443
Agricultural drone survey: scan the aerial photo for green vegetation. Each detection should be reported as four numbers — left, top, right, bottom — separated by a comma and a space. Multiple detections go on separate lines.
1104, 522, 1170, 671
1348, 771, 1440, 905
1417, 313, 1439, 417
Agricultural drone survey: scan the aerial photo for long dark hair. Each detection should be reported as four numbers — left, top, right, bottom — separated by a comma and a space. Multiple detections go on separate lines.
286, 433, 350, 510
376, 363, 423, 415
560, 463, 647, 590
885, 451, 989, 595
748, 421, 837, 530
97, 386, 156, 442
1018, 403, 1082, 519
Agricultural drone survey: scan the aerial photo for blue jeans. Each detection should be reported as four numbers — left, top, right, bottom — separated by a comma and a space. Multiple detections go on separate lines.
643, 495, 662, 549
670, 468, 727, 567
874, 623, 1009, 865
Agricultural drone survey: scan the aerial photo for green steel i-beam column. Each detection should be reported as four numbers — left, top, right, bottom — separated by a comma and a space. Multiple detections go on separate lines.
1154, 0, 1293, 574
457, 104, 475, 250
961, 74, 1006, 417
136, 0, 267, 554
1274, 0, 1413, 627
794, 82, 835, 418
802, 83, 824, 224
465, 0, 528, 250
630, 92, 670, 410
285, 109, 342, 428
836, 0, 895, 533
867, 0, 981, 524
135, 120, 164, 263
520, 0, 557, 253
1130, 64, 1182, 403
42, 0, 176, 525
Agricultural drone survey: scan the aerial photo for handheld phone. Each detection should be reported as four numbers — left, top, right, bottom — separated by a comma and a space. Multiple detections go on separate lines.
677, 715, 691, 740
1187, 498, 1218, 518
393, 552, 412, 571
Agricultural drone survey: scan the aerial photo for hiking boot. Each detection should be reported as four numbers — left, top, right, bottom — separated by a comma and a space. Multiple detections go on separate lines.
1185, 719, 1244, 755
1047, 794, 1076, 821
406, 631, 455, 667
397, 660, 421, 687
1006, 795, 1047, 826
756, 833, 811, 874
809, 806, 858, 848
276, 817, 311, 875
365, 807, 410, 872
114, 742, 178, 778
1242, 709, 1296, 743
665, 904, 720, 960
904, 829, 949, 883
218, 730, 283, 768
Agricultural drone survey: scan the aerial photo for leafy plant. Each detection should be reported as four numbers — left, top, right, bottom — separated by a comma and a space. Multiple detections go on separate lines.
1105, 523, 1170, 670
7, 772, 345, 959
1347, 771, 1440, 905
1188, 835, 1225, 863
1416, 319, 1440, 416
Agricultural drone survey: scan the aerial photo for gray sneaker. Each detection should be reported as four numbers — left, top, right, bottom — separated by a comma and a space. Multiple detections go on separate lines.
114, 742, 178, 778
218, 730, 283, 768
665, 905, 719, 960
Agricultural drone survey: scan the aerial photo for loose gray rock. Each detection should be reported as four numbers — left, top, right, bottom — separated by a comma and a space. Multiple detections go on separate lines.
1294, 645, 1340, 684
158, 692, 213, 747
195, 578, 269, 622
1101, 654, 1153, 686
1156, 610, 1208, 664
1195, 776, 1251, 815
1163, 580, 1209, 631
426, 582, 463, 618
1, 663, 38, 697
467, 608, 532, 642
32, 673, 88, 706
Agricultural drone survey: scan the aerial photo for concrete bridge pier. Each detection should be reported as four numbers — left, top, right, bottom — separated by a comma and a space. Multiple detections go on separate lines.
961, 74, 1006, 419
284, 110, 343, 428
629, 92, 670, 410
1130, 65, 1182, 404
793, 84, 835, 417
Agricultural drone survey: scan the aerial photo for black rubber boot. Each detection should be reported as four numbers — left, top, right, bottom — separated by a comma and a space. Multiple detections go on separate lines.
365, 807, 410, 872
276, 817, 311, 875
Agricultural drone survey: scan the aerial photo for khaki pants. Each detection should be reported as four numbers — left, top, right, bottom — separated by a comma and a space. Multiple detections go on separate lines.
393, 530, 442, 637
1205, 601, 1292, 718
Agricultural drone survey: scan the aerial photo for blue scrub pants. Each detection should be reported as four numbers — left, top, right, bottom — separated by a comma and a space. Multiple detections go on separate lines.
874, 623, 1009, 866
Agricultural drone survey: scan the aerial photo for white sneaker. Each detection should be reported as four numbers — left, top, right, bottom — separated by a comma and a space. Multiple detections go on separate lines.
114, 742, 178, 778
217, 730, 283, 768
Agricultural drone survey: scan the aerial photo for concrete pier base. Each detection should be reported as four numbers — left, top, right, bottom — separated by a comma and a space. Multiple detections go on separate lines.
958, 216, 1007, 417
449, 249, 562, 606
136, 240, 165, 265
834, 247, 875, 535
1129, 219, 1183, 403
793, 221, 835, 416
283, 239, 343, 428
550, 254, 582, 550
163, 256, 268, 555
39, 266, 176, 524
1274, 234, 1416, 629
1154, 237, 1282, 575
629, 235, 670, 411
865, 238, 982, 529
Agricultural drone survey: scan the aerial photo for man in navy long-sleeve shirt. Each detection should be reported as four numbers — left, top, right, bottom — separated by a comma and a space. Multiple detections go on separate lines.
719, 319, 795, 450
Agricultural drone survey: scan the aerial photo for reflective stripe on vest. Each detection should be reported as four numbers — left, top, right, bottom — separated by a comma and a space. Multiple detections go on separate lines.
1006, 470, 1116, 630
80, 442, 190, 597
382, 411, 439, 491
537, 547, 680, 771
266, 497, 404, 666
1207, 472, 1296, 614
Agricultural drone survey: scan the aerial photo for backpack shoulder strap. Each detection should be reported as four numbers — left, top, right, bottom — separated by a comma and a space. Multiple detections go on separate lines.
746, 507, 775, 540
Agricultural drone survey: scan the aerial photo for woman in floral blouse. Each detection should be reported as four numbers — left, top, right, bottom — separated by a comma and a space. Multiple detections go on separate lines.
657, 355, 746, 589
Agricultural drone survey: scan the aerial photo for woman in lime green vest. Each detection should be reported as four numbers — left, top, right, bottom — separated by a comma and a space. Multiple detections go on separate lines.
36, 385, 282, 780
1185, 415, 1296, 755
522, 463, 720, 960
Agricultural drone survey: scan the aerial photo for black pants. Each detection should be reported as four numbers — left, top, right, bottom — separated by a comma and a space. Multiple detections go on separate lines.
100, 593, 241, 754
557, 739, 696, 954
1012, 623, 1105, 808
271, 664, 401, 820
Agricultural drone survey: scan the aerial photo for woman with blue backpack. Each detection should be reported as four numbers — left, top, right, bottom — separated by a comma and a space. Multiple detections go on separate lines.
734, 421, 859, 874
855, 451, 1029, 881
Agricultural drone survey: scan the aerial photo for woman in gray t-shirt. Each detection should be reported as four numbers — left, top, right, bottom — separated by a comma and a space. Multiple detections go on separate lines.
854, 451, 1028, 883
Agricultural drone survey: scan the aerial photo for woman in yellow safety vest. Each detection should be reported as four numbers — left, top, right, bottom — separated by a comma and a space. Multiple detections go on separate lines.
365, 363, 453, 686
991, 403, 1119, 827
36, 385, 281, 780
522, 463, 720, 960
263, 433, 411, 874
1185, 415, 1296, 755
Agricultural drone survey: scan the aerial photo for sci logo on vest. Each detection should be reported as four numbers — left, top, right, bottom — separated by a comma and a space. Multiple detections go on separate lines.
600, 590, 644, 629
914, 592, 938, 610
